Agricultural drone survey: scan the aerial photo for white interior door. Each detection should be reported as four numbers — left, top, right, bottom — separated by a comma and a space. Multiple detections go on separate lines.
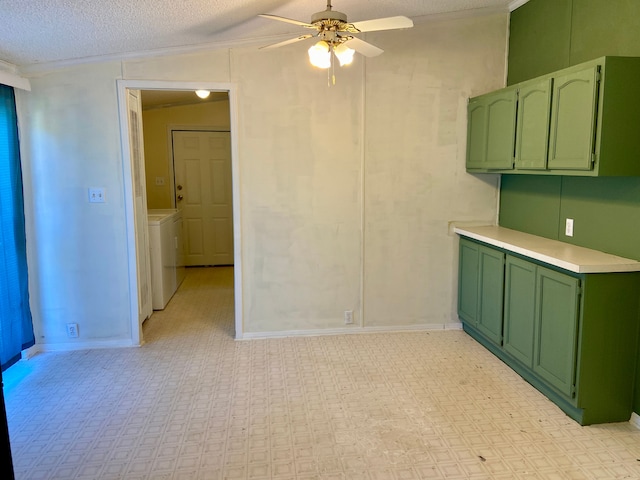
172, 131, 234, 266
127, 89, 153, 324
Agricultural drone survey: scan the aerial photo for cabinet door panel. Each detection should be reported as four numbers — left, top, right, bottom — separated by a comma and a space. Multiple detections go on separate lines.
548, 66, 599, 170
485, 90, 517, 169
458, 239, 479, 324
477, 246, 505, 345
466, 101, 487, 169
534, 267, 580, 398
515, 79, 553, 170
503, 256, 536, 367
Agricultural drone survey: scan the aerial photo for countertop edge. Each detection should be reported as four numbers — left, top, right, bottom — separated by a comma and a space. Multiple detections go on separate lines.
454, 226, 640, 274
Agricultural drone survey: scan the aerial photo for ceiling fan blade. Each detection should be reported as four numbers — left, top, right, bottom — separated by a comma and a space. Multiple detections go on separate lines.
259, 34, 314, 50
349, 16, 413, 33
259, 14, 315, 28
344, 37, 383, 57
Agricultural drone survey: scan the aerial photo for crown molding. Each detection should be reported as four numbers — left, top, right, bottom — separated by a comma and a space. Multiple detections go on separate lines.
411, 5, 508, 26
16, 34, 281, 76
508, 0, 531, 11
0, 58, 18, 74
0, 59, 31, 90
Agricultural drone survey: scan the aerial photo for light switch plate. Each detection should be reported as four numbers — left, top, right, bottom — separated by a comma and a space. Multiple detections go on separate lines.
89, 187, 105, 203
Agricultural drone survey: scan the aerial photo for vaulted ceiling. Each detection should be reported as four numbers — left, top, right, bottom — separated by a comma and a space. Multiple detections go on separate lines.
0, 0, 521, 68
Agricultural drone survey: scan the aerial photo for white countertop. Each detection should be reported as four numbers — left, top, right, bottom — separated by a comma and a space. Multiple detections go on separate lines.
454, 225, 640, 274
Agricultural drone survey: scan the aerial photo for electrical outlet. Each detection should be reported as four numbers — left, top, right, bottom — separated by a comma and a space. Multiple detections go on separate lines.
344, 310, 354, 325
66, 323, 79, 338
565, 218, 574, 237
155, 176, 165, 186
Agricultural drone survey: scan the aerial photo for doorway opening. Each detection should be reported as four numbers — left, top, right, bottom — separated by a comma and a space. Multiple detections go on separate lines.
116, 80, 243, 344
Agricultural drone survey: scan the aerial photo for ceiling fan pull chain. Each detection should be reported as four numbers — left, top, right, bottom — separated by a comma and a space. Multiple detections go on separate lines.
330, 44, 336, 86
332, 48, 336, 85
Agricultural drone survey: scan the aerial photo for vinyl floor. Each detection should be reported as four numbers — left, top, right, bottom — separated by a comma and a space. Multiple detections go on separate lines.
4, 267, 640, 479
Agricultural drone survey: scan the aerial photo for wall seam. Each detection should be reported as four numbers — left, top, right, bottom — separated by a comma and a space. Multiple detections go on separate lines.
359, 51, 366, 329
567, 0, 574, 66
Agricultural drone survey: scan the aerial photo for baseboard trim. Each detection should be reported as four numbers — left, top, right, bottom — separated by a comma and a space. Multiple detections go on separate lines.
29, 339, 139, 354
239, 322, 463, 340
21, 344, 40, 360
630, 412, 640, 430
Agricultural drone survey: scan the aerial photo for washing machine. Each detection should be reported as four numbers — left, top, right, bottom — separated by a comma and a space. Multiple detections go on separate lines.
147, 209, 184, 310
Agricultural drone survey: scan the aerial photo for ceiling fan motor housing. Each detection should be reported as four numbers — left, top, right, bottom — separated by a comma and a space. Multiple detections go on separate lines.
311, 9, 348, 28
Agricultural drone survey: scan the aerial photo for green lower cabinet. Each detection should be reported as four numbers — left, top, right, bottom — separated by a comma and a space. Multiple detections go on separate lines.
476, 247, 505, 344
458, 240, 479, 324
503, 256, 536, 367
533, 266, 580, 399
457, 238, 505, 346
505, 258, 580, 399
458, 239, 640, 425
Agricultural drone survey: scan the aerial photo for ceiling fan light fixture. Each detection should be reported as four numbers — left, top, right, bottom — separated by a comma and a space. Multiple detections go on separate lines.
334, 43, 355, 66
195, 89, 210, 99
308, 41, 331, 69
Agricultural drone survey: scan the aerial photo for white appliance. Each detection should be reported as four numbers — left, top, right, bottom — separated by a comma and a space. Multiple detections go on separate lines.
147, 209, 185, 310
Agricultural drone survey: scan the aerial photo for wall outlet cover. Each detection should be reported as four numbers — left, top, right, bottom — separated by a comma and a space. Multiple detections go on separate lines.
565, 218, 574, 237
66, 323, 79, 338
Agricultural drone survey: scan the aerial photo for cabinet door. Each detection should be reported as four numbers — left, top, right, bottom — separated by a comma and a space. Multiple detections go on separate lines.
476, 246, 505, 345
533, 266, 580, 398
458, 239, 479, 324
515, 79, 553, 170
466, 100, 487, 169
466, 90, 517, 170
503, 255, 536, 367
548, 66, 600, 170
485, 90, 517, 169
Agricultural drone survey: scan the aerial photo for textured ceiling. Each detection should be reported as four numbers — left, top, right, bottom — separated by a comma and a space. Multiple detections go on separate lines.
0, 0, 518, 68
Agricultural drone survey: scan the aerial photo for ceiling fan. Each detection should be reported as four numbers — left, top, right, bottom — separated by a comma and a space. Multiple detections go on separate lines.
259, 1, 413, 77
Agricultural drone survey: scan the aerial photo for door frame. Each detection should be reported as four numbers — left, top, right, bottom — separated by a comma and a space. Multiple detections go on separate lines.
116, 80, 243, 343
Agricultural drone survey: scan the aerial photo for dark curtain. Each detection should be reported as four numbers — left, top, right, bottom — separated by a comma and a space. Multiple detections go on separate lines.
0, 84, 34, 371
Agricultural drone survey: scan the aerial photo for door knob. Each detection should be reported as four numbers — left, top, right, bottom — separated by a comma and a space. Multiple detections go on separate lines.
177, 195, 184, 201
177, 185, 183, 190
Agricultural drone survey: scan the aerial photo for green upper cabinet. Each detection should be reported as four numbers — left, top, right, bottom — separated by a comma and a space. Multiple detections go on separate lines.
548, 65, 599, 170
466, 88, 517, 170
467, 56, 640, 176
515, 78, 553, 170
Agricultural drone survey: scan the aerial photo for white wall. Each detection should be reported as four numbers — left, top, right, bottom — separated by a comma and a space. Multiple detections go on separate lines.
363, 15, 506, 327
18, 62, 133, 346
17, 13, 506, 346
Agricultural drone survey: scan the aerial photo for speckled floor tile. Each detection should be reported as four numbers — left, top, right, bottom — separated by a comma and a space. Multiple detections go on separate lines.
4, 266, 640, 479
